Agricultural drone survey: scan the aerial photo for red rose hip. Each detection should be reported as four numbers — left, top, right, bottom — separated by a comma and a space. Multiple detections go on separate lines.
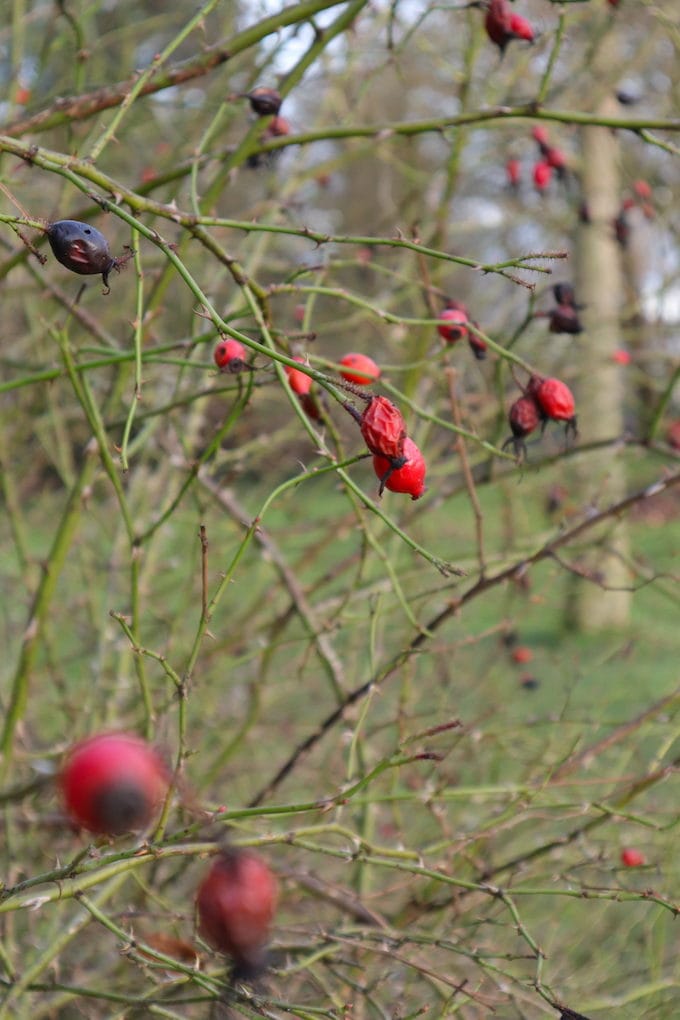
620, 848, 645, 867
339, 352, 380, 385
285, 357, 313, 396
532, 376, 575, 421
214, 338, 247, 373
60, 732, 169, 836
437, 306, 469, 344
372, 436, 426, 500
196, 849, 278, 974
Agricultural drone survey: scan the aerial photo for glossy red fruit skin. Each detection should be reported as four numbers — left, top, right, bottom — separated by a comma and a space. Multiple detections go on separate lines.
533, 161, 552, 191
372, 436, 426, 500
509, 12, 534, 42
196, 850, 278, 972
437, 307, 468, 344
47, 220, 115, 285
285, 357, 313, 396
339, 352, 380, 385
214, 338, 247, 372
620, 848, 644, 867
360, 396, 407, 463
533, 377, 575, 422
60, 732, 168, 836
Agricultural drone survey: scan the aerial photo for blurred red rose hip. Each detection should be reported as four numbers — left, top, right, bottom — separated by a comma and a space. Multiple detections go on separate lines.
285, 357, 313, 396
196, 849, 278, 975
620, 848, 645, 867
60, 732, 169, 836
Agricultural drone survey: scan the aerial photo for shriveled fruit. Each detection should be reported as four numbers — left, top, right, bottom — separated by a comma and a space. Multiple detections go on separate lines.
372, 436, 426, 500
47, 219, 131, 292
60, 732, 168, 836
502, 395, 541, 459
196, 849, 278, 975
548, 305, 583, 335
360, 395, 407, 463
339, 352, 380, 385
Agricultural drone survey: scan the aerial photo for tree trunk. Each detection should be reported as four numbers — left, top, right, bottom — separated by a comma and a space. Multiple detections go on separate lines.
564, 96, 632, 631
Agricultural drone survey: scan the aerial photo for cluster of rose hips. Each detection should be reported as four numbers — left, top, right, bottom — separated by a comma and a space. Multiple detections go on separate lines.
215, 337, 426, 500
482, 0, 535, 55
613, 179, 655, 249
506, 126, 568, 194
504, 374, 577, 460
59, 731, 277, 976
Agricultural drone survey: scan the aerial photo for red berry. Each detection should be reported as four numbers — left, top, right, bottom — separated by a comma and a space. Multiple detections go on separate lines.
372, 436, 426, 500
437, 307, 469, 344
196, 850, 278, 973
285, 357, 313, 396
612, 349, 631, 365
339, 352, 380, 385
633, 179, 652, 200
506, 158, 521, 188
60, 732, 168, 836
511, 646, 533, 664
533, 161, 552, 191
531, 125, 550, 149
546, 145, 566, 171
360, 395, 407, 462
484, 0, 514, 53
620, 848, 645, 867
214, 338, 247, 373
267, 115, 290, 138
509, 12, 534, 43
532, 376, 576, 422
